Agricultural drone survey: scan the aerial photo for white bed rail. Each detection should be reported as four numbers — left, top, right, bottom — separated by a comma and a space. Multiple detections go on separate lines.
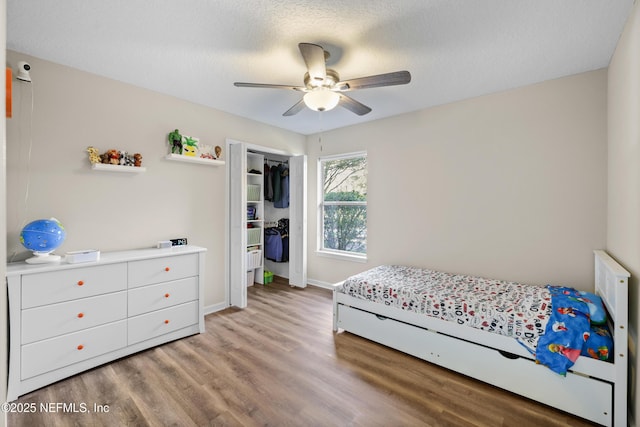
594, 250, 629, 427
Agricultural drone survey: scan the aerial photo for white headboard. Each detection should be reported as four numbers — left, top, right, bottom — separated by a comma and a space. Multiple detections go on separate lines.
593, 250, 630, 426
594, 249, 630, 324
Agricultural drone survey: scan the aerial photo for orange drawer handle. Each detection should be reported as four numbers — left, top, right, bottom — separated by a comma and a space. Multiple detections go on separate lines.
164, 293, 170, 298
77, 280, 84, 286
77, 313, 84, 318
77, 344, 84, 350
164, 267, 170, 272
164, 319, 170, 324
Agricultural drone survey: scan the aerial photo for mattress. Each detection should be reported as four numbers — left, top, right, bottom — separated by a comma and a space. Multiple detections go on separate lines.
339, 265, 552, 352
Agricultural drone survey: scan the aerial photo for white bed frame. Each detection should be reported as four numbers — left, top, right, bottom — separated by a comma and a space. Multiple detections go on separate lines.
333, 250, 629, 427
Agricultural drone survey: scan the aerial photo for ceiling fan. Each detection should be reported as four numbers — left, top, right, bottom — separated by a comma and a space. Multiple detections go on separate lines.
234, 43, 411, 116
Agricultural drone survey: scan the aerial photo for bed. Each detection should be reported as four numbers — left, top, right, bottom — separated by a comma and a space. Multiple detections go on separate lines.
332, 250, 629, 427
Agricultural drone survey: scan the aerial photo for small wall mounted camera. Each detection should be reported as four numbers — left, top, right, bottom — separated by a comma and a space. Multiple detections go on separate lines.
16, 61, 32, 82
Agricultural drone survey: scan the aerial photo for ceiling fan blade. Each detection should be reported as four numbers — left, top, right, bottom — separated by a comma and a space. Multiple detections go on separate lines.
283, 99, 306, 116
338, 94, 372, 116
234, 82, 306, 91
336, 70, 411, 91
298, 43, 326, 84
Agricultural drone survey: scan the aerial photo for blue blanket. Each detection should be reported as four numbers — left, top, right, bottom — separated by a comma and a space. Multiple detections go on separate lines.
535, 286, 592, 375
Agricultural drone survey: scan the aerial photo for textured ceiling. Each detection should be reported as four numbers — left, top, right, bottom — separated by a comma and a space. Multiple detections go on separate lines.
6, 0, 635, 135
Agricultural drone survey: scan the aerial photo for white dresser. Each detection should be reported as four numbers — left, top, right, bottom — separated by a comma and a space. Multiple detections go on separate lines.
6, 245, 206, 401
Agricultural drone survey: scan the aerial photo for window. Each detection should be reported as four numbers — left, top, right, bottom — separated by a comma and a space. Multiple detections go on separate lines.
318, 152, 367, 260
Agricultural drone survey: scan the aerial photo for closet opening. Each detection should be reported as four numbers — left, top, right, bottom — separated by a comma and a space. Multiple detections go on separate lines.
261, 155, 292, 281
226, 139, 307, 309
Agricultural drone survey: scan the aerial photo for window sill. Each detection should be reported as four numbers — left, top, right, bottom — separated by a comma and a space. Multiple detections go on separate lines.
316, 250, 367, 263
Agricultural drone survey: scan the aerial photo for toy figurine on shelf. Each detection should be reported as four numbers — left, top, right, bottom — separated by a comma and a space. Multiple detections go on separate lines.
199, 144, 215, 160
182, 136, 199, 157
87, 146, 101, 164
106, 149, 120, 165
124, 153, 135, 166
215, 145, 222, 159
133, 153, 143, 167
168, 129, 182, 154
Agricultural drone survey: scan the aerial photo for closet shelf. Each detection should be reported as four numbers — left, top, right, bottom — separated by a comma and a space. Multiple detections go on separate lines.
91, 163, 146, 173
165, 154, 226, 166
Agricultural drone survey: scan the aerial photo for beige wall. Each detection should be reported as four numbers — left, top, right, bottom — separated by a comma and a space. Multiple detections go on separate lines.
608, 0, 640, 424
5, 51, 306, 308
307, 69, 608, 291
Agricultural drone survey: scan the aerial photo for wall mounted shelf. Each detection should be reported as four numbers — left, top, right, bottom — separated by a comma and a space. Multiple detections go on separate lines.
165, 153, 225, 166
91, 163, 146, 173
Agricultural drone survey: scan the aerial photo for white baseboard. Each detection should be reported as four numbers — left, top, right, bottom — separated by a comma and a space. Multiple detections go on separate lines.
307, 278, 341, 290
204, 302, 228, 315
306, 278, 332, 289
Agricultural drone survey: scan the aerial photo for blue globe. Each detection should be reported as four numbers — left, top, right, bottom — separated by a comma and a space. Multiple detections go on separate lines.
20, 218, 66, 254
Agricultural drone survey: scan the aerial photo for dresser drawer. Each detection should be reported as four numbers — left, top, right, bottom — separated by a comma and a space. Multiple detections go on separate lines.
21, 320, 127, 380
128, 277, 198, 317
128, 254, 198, 288
22, 263, 127, 309
128, 301, 198, 345
22, 291, 127, 344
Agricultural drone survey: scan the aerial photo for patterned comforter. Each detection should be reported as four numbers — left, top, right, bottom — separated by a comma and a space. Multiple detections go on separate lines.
339, 265, 552, 355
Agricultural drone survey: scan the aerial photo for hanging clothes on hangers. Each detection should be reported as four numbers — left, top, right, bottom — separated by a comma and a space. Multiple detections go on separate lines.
264, 218, 289, 262
264, 227, 283, 262
271, 163, 282, 205
264, 162, 273, 201
274, 165, 289, 208
278, 218, 289, 261
265, 159, 289, 208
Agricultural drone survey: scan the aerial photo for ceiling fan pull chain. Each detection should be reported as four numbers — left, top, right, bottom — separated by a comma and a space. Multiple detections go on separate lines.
318, 111, 323, 152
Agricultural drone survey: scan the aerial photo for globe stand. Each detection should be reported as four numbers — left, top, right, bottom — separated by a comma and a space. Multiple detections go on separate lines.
20, 218, 66, 265
25, 251, 62, 264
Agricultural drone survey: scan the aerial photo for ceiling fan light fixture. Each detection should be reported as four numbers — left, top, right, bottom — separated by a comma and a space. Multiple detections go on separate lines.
303, 89, 340, 112
234, 43, 410, 117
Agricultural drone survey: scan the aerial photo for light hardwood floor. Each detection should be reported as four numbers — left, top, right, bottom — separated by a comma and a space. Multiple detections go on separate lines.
8, 278, 596, 426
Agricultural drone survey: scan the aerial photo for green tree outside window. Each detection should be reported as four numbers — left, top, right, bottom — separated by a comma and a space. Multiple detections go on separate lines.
320, 154, 367, 256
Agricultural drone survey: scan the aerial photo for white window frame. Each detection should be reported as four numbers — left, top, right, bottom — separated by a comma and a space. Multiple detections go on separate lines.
317, 151, 367, 262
